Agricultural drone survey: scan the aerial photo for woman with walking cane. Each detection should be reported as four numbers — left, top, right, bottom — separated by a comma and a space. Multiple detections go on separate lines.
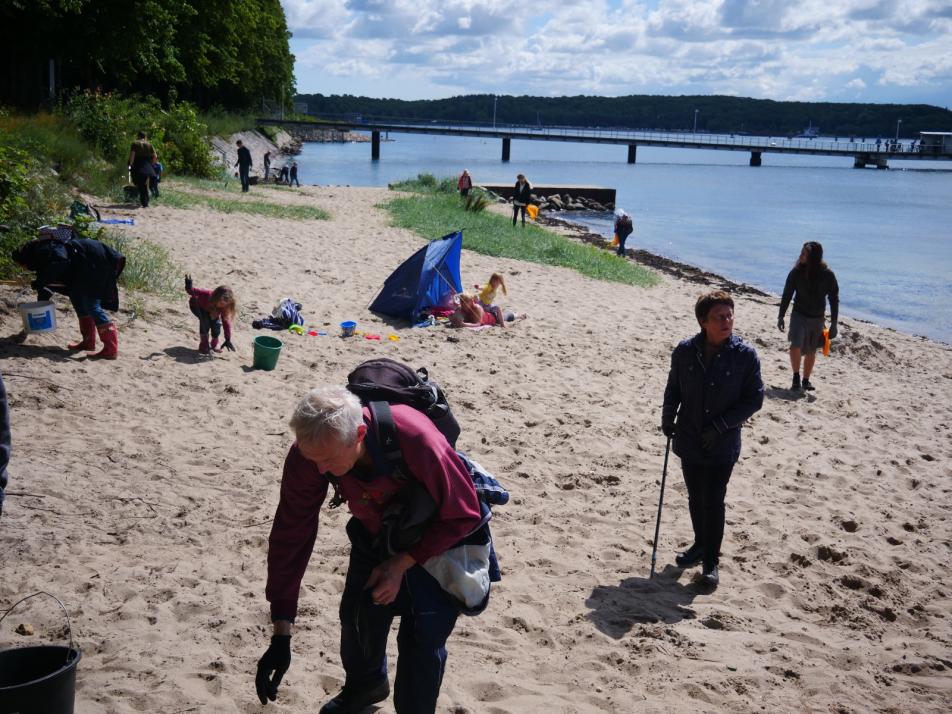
660, 291, 764, 587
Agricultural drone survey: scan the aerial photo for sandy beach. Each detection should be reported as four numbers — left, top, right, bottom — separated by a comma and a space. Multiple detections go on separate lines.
1, 183, 951, 713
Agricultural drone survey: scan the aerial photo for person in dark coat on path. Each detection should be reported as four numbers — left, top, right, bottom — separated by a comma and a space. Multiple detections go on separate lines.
13, 227, 125, 359
289, 161, 300, 187
235, 140, 253, 192
127, 131, 157, 208
264, 151, 272, 180
661, 291, 764, 588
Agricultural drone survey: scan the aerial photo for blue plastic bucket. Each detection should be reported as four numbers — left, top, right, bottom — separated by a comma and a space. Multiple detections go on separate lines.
340, 320, 357, 337
17, 301, 57, 334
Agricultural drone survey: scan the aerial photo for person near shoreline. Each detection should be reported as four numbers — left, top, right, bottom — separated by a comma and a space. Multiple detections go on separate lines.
512, 174, 532, 227
0, 371, 10, 522
278, 164, 290, 184
777, 241, 839, 392
235, 140, 253, 192
13, 227, 125, 359
263, 151, 272, 180
289, 161, 300, 187
661, 291, 764, 587
613, 208, 634, 257
256, 386, 482, 712
184, 275, 236, 355
127, 131, 157, 208
457, 169, 472, 197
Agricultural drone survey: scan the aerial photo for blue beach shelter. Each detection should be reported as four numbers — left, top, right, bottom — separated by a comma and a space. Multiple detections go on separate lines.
369, 230, 463, 320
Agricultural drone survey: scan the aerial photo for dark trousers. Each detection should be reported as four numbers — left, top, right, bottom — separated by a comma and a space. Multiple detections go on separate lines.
340, 518, 459, 714
616, 232, 630, 256
512, 204, 527, 225
134, 173, 150, 207
239, 166, 250, 192
189, 304, 221, 339
289, 174, 300, 187
681, 461, 735, 567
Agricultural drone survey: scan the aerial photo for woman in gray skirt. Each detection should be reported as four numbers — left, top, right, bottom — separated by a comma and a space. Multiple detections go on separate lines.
777, 241, 839, 392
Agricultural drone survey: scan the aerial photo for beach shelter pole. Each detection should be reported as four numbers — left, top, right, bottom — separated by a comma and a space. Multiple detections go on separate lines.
649, 436, 672, 579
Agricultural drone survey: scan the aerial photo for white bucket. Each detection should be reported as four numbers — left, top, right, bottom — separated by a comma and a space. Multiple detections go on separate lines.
17, 301, 57, 333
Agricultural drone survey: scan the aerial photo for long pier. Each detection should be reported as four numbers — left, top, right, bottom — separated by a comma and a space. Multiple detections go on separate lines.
257, 116, 952, 169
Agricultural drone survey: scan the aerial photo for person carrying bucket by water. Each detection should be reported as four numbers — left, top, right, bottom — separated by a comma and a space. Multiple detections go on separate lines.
12, 226, 125, 359
660, 291, 764, 588
613, 208, 634, 256
184, 275, 236, 356
777, 241, 839, 393
512, 174, 532, 227
256, 386, 483, 712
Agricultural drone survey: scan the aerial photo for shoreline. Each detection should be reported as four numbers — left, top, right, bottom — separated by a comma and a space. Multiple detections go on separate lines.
536, 211, 951, 348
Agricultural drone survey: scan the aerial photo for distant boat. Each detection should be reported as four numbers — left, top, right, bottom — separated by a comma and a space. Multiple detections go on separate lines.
796, 122, 820, 139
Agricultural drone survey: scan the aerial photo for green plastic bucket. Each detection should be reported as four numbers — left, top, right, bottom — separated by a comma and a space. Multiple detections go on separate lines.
252, 335, 283, 371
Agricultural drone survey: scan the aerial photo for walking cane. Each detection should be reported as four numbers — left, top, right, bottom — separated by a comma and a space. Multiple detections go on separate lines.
649, 436, 672, 578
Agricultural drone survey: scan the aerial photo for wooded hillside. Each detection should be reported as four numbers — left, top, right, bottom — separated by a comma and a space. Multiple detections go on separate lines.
1, 0, 295, 110
296, 93, 952, 139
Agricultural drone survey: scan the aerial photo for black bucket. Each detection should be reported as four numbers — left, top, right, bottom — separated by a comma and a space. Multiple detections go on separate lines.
0, 593, 81, 714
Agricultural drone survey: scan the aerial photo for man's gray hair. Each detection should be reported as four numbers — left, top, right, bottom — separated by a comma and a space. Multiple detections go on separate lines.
289, 386, 363, 445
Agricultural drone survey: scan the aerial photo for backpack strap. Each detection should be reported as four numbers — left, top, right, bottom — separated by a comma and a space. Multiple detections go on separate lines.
367, 401, 412, 480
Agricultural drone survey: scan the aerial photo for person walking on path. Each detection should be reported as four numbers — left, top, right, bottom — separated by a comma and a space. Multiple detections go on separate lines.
256, 386, 482, 712
457, 169, 472, 197
512, 174, 532, 227
661, 291, 764, 588
149, 158, 163, 199
263, 151, 272, 180
289, 161, 300, 187
13, 227, 125, 359
614, 208, 634, 256
777, 241, 839, 392
235, 140, 253, 192
0, 371, 10, 522
127, 131, 157, 208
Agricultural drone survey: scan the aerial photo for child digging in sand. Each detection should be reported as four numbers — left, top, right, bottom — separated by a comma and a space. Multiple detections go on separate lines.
185, 275, 236, 355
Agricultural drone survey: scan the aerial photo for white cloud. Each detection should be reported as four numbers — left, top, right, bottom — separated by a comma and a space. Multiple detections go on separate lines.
280, 0, 952, 104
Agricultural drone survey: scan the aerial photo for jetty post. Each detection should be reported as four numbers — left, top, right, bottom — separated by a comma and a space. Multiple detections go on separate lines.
749, 151, 762, 167
627, 144, 637, 164
501, 137, 511, 162
371, 130, 380, 160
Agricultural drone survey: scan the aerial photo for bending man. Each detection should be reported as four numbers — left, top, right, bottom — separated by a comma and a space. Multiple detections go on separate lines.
257, 386, 481, 713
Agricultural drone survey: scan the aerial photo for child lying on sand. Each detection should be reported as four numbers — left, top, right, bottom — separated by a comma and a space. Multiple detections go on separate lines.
449, 293, 525, 328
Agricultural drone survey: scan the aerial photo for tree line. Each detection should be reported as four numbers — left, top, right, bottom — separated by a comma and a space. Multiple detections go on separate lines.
296, 93, 952, 139
0, 0, 295, 111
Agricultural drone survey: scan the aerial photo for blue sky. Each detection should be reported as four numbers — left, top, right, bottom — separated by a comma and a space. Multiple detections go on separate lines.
281, 0, 952, 106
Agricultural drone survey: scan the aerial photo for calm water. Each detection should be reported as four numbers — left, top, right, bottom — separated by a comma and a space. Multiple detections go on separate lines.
295, 133, 952, 343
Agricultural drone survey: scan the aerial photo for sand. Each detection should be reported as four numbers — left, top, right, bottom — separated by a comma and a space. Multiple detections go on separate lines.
1, 183, 951, 713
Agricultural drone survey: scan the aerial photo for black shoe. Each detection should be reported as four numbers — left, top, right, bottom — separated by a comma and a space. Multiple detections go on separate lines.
802, 379, 815, 391
320, 679, 389, 713
675, 543, 704, 568
791, 373, 801, 391
700, 564, 719, 588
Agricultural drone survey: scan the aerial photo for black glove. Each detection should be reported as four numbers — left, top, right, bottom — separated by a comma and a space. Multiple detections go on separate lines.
222, 339, 235, 352
255, 635, 291, 705
184, 274, 193, 293
777, 317, 785, 332
661, 417, 676, 438
701, 425, 720, 451
828, 322, 837, 339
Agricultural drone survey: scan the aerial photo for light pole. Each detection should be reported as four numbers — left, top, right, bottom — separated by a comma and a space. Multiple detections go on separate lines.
895, 118, 902, 142
493, 95, 498, 129
693, 108, 699, 133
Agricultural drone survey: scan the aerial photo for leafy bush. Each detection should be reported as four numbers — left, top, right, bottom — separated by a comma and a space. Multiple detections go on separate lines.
61, 91, 215, 177
388, 173, 456, 193
0, 141, 71, 278
463, 188, 492, 213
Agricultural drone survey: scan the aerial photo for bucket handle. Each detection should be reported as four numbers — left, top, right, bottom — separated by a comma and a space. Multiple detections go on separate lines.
0, 592, 75, 665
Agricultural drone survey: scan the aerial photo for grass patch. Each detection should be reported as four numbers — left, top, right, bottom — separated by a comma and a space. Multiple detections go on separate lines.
385, 191, 658, 288
159, 186, 330, 221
